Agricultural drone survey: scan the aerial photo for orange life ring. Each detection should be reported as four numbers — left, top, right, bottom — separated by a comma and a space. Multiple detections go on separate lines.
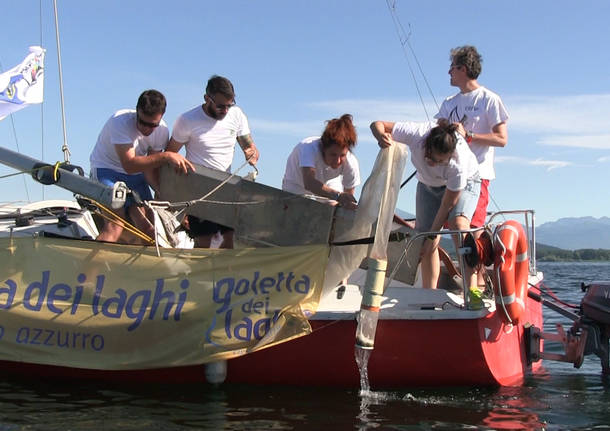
493, 220, 529, 324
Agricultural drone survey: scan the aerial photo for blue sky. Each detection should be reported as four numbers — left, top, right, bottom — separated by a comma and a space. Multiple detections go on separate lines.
1, 0, 609, 225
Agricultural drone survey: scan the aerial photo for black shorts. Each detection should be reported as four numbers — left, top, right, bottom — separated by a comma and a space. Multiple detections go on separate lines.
186, 215, 233, 238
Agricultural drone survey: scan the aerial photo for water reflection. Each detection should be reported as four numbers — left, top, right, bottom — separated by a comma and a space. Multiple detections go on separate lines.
0, 370, 609, 430
354, 385, 549, 430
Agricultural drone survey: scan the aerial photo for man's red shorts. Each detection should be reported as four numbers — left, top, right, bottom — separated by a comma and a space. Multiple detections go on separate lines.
470, 179, 489, 228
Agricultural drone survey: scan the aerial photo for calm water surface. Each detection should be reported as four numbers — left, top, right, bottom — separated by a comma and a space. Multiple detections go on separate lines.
0, 262, 609, 430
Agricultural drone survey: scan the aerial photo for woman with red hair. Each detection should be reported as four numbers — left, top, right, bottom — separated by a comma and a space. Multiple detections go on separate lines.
282, 114, 360, 210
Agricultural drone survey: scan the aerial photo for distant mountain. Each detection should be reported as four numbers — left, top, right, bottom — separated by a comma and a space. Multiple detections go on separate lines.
536, 217, 610, 250
394, 210, 610, 251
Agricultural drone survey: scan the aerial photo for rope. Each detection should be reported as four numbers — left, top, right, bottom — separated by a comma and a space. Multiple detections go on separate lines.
493, 227, 513, 324
533, 281, 580, 309
52, 161, 60, 182
310, 319, 342, 334
150, 201, 162, 257
90, 199, 155, 245
174, 156, 256, 220
471, 230, 494, 270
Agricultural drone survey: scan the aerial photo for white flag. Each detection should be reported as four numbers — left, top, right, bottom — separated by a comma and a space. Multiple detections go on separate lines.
0, 46, 45, 121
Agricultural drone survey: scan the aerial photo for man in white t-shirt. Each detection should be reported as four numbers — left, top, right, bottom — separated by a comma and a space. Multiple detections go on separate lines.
282, 114, 360, 210
435, 45, 509, 290
435, 45, 508, 228
166, 75, 259, 248
90, 89, 193, 243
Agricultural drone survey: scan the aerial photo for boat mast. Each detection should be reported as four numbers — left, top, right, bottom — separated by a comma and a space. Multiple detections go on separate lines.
53, 0, 70, 163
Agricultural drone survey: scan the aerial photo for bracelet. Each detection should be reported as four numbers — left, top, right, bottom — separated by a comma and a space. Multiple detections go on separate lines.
333, 191, 341, 201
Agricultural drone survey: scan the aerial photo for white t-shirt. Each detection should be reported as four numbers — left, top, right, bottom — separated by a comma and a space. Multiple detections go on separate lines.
435, 86, 508, 180
89, 109, 169, 174
282, 137, 360, 195
171, 105, 251, 172
391, 121, 479, 191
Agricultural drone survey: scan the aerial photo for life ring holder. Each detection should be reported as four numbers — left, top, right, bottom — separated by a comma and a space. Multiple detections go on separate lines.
493, 220, 529, 324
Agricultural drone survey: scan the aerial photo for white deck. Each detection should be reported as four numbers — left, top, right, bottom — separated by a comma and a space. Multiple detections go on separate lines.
313, 268, 544, 321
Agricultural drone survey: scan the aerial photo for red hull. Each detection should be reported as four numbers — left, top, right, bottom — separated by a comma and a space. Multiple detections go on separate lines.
226, 293, 543, 387
0, 293, 543, 387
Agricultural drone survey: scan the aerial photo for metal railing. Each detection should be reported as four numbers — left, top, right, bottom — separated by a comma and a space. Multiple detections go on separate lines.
390, 209, 537, 309
487, 210, 537, 275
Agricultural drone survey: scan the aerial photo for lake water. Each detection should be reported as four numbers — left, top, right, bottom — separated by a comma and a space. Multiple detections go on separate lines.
0, 261, 609, 430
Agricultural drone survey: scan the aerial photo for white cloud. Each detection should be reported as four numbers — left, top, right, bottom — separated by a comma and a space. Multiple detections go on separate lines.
307, 99, 432, 123
252, 93, 610, 152
307, 94, 610, 140
496, 155, 571, 171
598, 155, 610, 163
250, 99, 431, 141
506, 94, 610, 136
537, 134, 610, 149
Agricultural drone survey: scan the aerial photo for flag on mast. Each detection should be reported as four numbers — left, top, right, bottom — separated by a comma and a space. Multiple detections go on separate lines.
0, 46, 45, 121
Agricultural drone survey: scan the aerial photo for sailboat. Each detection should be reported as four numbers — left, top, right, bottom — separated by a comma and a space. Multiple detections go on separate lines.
0, 5, 609, 389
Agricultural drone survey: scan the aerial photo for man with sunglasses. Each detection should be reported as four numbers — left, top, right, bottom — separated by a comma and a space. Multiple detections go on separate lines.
435, 45, 509, 290
90, 89, 194, 243
167, 75, 259, 249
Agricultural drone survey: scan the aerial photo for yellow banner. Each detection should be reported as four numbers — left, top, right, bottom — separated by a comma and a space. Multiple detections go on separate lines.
0, 237, 328, 369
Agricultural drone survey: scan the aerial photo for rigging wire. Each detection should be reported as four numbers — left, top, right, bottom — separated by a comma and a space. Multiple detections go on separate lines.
0, 60, 32, 202
489, 193, 504, 217
386, 0, 506, 222
385, 0, 439, 189
384, 0, 439, 119
40, 0, 46, 199
53, 0, 70, 164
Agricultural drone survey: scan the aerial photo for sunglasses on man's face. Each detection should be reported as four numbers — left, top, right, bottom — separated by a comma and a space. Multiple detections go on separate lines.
137, 113, 160, 128
207, 93, 236, 111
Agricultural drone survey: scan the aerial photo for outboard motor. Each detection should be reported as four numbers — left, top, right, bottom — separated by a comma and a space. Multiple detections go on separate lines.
527, 281, 610, 375
581, 282, 610, 329
578, 282, 610, 373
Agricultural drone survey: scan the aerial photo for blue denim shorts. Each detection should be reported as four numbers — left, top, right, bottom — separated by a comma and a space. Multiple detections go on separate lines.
92, 168, 153, 207
415, 176, 481, 232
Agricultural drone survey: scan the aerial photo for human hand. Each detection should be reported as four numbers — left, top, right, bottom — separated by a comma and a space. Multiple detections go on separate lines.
338, 192, 358, 210
166, 152, 195, 174
454, 122, 466, 138
377, 132, 394, 149
245, 146, 259, 165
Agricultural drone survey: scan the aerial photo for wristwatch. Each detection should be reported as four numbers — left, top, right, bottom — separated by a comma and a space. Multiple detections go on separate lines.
466, 131, 474, 143
332, 191, 341, 201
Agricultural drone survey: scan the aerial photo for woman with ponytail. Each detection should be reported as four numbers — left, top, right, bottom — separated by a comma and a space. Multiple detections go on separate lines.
370, 119, 481, 290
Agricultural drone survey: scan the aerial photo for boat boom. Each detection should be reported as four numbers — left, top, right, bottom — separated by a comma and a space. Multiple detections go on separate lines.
0, 146, 127, 209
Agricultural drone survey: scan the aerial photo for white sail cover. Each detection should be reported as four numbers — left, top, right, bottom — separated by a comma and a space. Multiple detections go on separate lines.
0, 46, 45, 120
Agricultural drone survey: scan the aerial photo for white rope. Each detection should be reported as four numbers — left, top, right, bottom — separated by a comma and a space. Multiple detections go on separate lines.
173, 158, 255, 221
493, 225, 513, 324
148, 201, 162, 257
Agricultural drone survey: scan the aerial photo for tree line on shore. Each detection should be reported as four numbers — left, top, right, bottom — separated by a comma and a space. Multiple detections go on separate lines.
536, 243, 610, 261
